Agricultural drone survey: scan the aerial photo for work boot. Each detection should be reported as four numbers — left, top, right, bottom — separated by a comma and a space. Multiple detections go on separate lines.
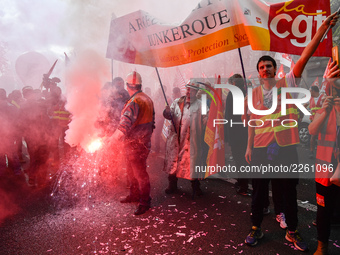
165, 174, 178, 194
120, 195, 140, 203
313, 240, 328, 255
191, 179, 203, 198
134, 205, 150, 215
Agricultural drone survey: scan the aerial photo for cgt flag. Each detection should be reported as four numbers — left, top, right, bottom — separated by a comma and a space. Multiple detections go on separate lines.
106, 0, 331, 67
275, 64, 285, 79
311, 77, 320, 88
204, 76, 225, 178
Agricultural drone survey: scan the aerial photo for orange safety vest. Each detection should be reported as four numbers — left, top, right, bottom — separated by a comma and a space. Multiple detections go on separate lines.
315, 108, 337, 186
51, 103, 71, 128
309, 95, 323, 121
251, 79, 300, 148
123, 91, 154, 128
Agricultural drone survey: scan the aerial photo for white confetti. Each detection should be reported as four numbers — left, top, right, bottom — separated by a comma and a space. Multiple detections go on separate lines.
176, 232, 186, 236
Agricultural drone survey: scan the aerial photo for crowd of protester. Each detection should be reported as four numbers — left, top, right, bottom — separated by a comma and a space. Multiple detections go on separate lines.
0, 76, 71, 188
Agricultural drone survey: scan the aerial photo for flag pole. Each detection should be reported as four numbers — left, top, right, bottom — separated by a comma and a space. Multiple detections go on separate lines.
321, 7, 340, 42
40, 59, 58, 90
111, 59, 114, 84
155, 67, 177, 134
237, 48, 248, 92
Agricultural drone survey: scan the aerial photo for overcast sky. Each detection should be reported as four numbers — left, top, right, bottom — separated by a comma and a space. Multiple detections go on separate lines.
1, 0, 201, 58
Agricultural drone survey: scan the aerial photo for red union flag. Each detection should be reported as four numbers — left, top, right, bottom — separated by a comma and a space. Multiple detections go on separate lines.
268, 0, 331, 56
204, 76, 225, 178
311, 77, 320, 88
238, 0, 331, 56
107, 0, 331, 67
275, 64, 285, 79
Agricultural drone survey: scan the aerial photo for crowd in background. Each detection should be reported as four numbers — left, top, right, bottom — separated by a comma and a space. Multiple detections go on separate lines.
0, 76, 70, 187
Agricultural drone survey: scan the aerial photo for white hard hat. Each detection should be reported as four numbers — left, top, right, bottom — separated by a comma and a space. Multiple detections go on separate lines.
126, 71, 142, 86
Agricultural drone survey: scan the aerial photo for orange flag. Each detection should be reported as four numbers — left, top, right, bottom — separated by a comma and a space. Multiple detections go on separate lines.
204, 75, 225, 178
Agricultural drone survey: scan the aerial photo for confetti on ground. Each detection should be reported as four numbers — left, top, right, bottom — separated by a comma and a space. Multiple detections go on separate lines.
333, 243, 340, 248
176, 232, 186, 236
187, 237, 194, 242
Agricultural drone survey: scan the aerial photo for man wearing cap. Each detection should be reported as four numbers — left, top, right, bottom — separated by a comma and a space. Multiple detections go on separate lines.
109, 71, 155, 215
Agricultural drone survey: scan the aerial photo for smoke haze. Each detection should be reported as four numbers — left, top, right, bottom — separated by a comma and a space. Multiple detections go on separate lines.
65, 49, 109, 151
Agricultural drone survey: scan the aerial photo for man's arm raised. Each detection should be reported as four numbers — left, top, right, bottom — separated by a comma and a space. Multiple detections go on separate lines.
293, 12, 339, 78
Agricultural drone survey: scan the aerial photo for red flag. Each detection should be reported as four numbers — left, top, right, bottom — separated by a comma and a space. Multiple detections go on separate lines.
311, 77, 320, 88
204, 75, 225, 178
201, 71, 208, 82
281, 53, 293, 67
268, 0, 331, 57
251, 78, 256, 87
276, 64, 285, 79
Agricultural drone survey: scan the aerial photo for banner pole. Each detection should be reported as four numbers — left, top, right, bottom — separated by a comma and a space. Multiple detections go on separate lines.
155, 67, 177, 134
237, 48, 248, 92
155, 67, 169, 106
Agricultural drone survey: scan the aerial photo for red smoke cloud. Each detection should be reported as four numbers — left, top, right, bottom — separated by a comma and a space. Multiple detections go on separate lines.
65, 50, 110, 152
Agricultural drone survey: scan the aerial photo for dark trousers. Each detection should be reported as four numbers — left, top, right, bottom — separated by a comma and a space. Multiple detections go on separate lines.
263, 180, 285, 215
125, 145, 151, 206
316, 182, 340, 242
251, 145, 299, 231
252, 178, 298, 230
27, 144, 49, 184
231, 142, 249, 191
